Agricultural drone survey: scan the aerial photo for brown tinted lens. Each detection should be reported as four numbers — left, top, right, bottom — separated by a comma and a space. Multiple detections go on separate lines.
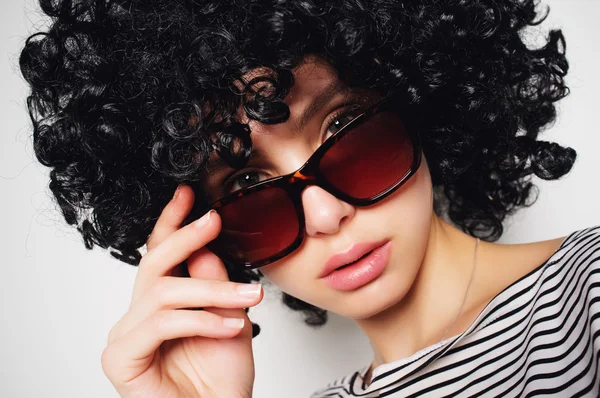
213, 187, 299, 264
319, 112, 414, 200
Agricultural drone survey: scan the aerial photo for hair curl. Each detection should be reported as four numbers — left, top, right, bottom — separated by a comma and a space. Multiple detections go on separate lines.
20, 0, 576, 337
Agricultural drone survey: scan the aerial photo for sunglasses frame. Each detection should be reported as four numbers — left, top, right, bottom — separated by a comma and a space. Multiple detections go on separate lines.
205, 94, 423, 269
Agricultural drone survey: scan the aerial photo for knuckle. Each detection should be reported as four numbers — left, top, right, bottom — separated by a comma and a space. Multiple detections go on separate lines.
221, 282, 239, 301
201, 312, 219, 329
152, 310, 173, 335
203, 280, 230, 306
139, 251, 153, 268
100, 345, 115, 374
203, 279, 221, 297
107, 317, 125, 344
106, 327, 118, 345
146, 231, 155, 246
145, 239, 155, 252
153, 277, 175, 307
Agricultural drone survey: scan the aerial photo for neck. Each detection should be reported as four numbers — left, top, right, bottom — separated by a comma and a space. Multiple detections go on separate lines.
354, 216, 482, 375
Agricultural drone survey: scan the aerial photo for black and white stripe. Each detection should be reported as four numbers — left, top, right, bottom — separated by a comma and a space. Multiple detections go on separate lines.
311, 225, 600, 397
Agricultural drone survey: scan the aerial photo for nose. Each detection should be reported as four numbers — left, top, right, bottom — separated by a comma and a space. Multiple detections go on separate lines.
301, 185, 356, 237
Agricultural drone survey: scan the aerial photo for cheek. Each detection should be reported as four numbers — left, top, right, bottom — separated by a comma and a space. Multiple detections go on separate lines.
384, 154, 434, 246
255, 245, 312, 297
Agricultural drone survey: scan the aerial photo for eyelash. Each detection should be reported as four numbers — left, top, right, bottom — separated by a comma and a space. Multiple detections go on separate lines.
221, 105, 360, 194
322, 107, 357, 140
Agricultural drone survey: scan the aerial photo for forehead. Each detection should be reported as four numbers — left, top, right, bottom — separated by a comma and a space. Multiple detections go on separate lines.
281, 57, 341, 105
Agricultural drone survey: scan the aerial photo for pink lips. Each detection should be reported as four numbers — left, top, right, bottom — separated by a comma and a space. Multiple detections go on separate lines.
320, 240, 387, 278
321, 241, 392, 291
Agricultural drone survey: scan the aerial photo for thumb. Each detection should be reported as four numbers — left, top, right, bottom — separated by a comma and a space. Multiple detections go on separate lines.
187, 247, 231, 282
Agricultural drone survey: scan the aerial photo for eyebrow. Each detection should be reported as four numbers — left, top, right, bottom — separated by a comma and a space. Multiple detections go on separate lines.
204, 79, 349, 176
203, 146, 267, 176
294, 79, 348, 132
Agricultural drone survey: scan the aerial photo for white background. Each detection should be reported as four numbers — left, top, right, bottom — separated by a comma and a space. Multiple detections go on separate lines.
2, 1, 599, 397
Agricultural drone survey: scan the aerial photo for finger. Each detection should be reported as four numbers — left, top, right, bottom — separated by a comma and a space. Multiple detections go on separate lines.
146, 185, 195, 251
101, 309, 245, 385
110, 277, 263, 343
187, 241, 256, 339
132, 210, 221, 301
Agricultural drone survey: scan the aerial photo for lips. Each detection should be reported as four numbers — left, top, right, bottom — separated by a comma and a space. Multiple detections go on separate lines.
320, 240, 388, 278
335, 251, 372, 270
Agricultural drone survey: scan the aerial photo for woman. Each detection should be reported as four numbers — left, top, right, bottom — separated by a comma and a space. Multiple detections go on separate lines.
18, 0, 599, 397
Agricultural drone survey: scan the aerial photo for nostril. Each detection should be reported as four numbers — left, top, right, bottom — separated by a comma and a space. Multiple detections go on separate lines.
338, 213, 351, 229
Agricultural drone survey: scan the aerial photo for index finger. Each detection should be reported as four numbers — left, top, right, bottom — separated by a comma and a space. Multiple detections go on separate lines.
146, 185, 194, 251
131, 208, 221, 302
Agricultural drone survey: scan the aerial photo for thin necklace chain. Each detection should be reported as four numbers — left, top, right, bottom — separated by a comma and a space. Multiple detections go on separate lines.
438, 237, 480, 343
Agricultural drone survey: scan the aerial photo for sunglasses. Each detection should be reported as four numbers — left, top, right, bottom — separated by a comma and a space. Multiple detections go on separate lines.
201, 95, 422, 269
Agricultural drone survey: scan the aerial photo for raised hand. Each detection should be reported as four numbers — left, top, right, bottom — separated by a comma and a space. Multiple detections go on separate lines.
101, 185, 262, 398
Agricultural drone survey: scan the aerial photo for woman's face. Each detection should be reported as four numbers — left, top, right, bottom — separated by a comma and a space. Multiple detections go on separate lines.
204, 57, 435, 320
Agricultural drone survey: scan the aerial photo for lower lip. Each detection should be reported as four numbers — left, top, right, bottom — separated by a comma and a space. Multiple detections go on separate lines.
322, 241, 392, 291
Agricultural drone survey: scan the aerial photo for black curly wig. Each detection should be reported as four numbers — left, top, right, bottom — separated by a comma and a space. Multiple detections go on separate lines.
19, 0, 576, 337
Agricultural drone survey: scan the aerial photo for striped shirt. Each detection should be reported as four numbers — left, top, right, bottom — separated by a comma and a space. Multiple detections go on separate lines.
311, 225, 600, 397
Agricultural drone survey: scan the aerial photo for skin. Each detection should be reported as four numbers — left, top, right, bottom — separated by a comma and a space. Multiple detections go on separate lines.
101, 56, 567, 396
102, 201, 262, 398
205, 56, 568, 384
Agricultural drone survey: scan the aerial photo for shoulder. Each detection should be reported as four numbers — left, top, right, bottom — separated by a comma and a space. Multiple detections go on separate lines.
544, 224, 600, 311
476, 225, 599, 314
539, 224, 600, 283
558, 224, 600, 265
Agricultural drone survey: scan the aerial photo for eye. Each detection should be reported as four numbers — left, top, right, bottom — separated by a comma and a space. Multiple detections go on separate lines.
323, 109, 360, 142
224, 169, 270, 194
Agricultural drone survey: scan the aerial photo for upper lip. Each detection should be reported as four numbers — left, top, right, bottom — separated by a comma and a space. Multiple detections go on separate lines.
319, 240, 388, 278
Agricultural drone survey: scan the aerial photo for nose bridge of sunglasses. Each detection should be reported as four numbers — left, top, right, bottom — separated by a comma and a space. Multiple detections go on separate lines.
287, 169, 322, 195
292, 170, 313, 181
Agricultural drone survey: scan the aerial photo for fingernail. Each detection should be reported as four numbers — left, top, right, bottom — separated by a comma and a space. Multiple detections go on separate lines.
194, 210, 214, 229
172, 185, 180, 200
223, 318, 245, 329
236, 283, 262, 297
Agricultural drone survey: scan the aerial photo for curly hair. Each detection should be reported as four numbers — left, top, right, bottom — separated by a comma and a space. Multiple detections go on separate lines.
19, 0, 576, 337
